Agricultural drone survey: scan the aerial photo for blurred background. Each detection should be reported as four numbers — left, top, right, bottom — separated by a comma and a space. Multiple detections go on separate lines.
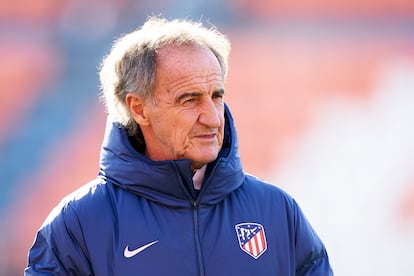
1, 0, 414, 275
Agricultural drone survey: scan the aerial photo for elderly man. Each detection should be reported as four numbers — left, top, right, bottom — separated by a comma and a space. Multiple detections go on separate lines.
25, 16, 333, 275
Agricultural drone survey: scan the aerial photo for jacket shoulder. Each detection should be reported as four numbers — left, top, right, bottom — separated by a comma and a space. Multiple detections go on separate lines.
241, 173, 295, 204
241, 174, 333, 275
26, 178, 112, 275
39, 178, 109, 225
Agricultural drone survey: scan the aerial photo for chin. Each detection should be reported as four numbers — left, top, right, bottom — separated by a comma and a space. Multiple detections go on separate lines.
188, 151, 218, 166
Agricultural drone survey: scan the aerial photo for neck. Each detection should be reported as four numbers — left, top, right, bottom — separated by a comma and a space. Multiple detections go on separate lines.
192, 165, 207, 190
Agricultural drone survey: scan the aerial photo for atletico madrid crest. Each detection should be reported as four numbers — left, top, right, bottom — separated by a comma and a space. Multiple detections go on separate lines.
235, 222, 267, 259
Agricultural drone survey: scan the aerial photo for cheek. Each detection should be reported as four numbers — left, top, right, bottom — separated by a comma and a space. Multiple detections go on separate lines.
218, 119, 225, 143
170, 119, 192, 143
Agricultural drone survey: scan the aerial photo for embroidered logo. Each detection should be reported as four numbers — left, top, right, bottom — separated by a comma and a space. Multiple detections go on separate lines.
235, 222, 267, 259
124, 240, 159, 258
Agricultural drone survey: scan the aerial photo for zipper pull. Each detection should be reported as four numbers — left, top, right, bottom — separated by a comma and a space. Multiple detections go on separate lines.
192, 200, 198, 208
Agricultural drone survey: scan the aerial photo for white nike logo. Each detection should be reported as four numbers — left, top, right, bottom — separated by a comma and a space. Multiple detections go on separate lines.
124, 240, 159, 258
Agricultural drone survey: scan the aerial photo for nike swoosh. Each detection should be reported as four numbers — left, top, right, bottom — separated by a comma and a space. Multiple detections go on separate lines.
124, 240, 159, 258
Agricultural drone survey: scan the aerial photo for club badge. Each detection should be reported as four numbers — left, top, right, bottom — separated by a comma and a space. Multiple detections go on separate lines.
235, 222, 267, 259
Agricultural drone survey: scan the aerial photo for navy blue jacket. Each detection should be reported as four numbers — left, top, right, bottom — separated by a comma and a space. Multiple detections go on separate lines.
25, 105, 333, 275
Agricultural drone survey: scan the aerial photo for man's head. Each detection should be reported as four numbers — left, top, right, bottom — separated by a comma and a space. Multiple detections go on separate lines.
99, 16, 231, 168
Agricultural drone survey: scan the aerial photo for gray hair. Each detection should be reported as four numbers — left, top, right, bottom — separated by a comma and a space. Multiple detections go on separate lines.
99, 16, 231, 135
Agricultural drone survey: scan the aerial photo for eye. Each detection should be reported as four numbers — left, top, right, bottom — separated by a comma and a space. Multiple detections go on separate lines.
212, 93, 222, 99
184, 97, 195, 104
176, 92, 200, 106
181, 96, 198, 107
212, 89, 225, 102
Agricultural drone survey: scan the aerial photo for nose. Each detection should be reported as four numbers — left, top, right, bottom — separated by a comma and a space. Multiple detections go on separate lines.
198, 99, 221, 128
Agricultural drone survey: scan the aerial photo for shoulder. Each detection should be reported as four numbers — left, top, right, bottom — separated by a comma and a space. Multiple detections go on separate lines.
62, 178, 109, 209
242, 173, 295, 202
40, 178, 113, 230
62, 177, 108, 203
236, 173, 303, 217
27, 179, 113, 274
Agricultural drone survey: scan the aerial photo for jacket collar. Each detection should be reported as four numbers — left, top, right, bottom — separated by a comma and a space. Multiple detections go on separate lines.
99, 104, 244, 208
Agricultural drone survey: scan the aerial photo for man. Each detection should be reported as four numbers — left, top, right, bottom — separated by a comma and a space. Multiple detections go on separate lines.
25, 16, 333, 275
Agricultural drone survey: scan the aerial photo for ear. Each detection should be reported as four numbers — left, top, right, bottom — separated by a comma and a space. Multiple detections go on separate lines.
125, 93, 150, 126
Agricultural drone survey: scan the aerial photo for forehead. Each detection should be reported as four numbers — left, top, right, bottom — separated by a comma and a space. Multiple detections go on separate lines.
156, 44, 221, 77
153, 44, 224, 97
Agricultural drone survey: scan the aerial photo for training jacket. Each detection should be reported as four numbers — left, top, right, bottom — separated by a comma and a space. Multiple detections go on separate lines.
25, 105, 333, 275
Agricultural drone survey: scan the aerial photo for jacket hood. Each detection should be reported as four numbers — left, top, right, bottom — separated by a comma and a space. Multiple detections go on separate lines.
99, 104, 245, 208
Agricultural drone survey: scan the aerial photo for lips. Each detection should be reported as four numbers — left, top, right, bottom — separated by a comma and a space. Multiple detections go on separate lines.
197, 133, 216, 138
193, 133, 217, 140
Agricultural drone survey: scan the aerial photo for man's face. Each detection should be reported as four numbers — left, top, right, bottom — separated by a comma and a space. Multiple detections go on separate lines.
140, 44, 225, 169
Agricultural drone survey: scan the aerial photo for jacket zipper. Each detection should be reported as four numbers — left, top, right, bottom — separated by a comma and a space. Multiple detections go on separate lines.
192, 200, 205, 276
170, 160, 218, 276
191, 158, 223, 276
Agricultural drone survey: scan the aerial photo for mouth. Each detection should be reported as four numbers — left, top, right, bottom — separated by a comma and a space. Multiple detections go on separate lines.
193, 133, 217, 141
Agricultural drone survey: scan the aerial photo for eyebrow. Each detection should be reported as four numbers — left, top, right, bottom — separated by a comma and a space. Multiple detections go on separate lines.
175, 88, 225, 104
214, 88, 225, 95
175, 92, 202, 104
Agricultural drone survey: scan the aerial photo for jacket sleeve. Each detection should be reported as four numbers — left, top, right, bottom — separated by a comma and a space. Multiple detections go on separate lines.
24, 203, 93, 276
292, 199, 334, 276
